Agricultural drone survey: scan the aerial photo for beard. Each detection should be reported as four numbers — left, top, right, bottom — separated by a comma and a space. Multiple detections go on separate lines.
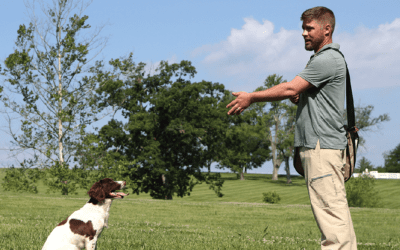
305, 41, 313, 51
304, 35, 324, 52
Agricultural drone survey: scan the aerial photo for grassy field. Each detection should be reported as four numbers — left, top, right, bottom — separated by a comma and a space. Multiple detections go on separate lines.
1, 170, 399, 249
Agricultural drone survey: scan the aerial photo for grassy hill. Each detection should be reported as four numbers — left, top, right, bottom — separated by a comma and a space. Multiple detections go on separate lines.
1, 169, 399, 209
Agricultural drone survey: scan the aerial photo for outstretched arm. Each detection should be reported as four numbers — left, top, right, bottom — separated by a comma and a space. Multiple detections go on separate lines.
250, 76, 313, 103
226, 76, 312, 115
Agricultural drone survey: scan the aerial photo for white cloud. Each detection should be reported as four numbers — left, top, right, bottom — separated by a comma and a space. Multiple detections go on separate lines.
336, 18, 400, 89
191, 17, 400, 90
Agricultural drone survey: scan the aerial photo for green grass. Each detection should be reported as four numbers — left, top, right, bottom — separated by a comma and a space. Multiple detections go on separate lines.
181, 174, 310, 205
185, 173, 400, 209
0, 170, 400, 249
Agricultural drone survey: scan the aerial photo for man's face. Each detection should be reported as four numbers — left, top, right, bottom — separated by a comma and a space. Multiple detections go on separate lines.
302, 20, 325, 52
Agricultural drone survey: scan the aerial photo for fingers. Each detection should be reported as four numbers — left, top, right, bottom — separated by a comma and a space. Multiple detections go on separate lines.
289, 97, 297, 104
226, 94, 238, 115
226, 91, 249, 115
227, 106, 241, 115
289, 94, 299, 104
226, 104, 243, 115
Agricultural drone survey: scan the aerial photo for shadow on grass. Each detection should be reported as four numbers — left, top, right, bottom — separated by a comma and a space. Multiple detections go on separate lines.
263, 178, 307, 187
217, 173, 307, 187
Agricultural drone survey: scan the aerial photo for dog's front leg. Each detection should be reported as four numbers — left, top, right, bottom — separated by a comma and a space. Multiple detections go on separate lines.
86, 237, 98, 250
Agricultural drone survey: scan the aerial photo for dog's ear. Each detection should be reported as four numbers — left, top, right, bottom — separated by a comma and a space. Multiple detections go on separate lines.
88, 181, 107, 202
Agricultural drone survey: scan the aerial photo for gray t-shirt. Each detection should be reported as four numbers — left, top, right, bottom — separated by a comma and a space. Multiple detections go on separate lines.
294, 43, 347, 149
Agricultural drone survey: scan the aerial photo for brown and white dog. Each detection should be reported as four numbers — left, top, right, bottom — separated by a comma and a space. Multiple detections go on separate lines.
42, 178, 129, 250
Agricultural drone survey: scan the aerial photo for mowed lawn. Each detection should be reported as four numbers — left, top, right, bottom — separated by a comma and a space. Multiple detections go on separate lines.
1, 171, 399, 249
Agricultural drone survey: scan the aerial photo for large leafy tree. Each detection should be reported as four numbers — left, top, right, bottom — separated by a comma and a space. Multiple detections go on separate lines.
0, 0, 108, 194
80, 55, 257, 198
216, 112, 271, 180
195, 90, 270, 180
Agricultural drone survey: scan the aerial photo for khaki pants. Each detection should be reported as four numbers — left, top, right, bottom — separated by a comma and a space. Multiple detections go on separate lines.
300, 140, 357, 250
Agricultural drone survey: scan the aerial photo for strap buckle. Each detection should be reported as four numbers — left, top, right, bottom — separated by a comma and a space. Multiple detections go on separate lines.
348, 126, 359, 133
344, 125, 359, 133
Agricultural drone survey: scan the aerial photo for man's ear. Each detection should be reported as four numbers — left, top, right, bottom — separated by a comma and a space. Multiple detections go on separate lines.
324, 23, 332, 37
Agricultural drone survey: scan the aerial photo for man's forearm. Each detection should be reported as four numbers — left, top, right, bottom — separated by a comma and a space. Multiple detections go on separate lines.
250, 82, 297, 103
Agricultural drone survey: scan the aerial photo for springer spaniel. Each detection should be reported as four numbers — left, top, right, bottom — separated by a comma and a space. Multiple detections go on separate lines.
42, 178, 129, 250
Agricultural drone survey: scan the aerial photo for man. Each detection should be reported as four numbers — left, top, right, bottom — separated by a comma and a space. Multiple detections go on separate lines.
226, 6, 357, 250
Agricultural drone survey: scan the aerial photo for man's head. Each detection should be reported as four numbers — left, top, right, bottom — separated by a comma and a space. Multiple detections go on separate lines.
301, 6, 335, 53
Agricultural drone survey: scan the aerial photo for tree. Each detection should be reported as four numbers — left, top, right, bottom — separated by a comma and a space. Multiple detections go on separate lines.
247, 74, 296, 181
276, 102, 297, 184
383, 143, 400, 173
217, 115, 271, 180
240, 120, 272, 177
346, 104, 390, 147
355, 157, 374, 173
0, 0, 108, 194
81, 56, 256, 198
195, 89, 271, 178
343, 103, 390, 175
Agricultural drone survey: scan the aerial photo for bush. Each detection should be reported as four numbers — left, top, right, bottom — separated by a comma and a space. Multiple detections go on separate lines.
1, 166, 44, 193
262, 191, 281, 204
345, 174, 381, 208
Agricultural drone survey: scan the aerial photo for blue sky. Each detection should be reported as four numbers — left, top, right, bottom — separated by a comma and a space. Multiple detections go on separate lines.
0, 0, 399, 175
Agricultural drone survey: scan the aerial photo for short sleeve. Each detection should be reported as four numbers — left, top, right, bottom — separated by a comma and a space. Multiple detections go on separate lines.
297, 55, 336, 88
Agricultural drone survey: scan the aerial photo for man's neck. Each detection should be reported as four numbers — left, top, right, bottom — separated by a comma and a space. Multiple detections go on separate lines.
315, 40, 333, 53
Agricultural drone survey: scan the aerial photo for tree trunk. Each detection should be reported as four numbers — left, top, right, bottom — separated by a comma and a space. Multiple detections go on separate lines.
240, 166, 245, 180
270, 117, 282, 180
270, 137, 280, 180
58, 26, 64, 165
271, 160, 282, 180
284, 156, 292, 184
162, 174, 172, 200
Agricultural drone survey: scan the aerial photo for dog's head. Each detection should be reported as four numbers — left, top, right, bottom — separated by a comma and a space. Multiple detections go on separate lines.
87, 178, 129, 203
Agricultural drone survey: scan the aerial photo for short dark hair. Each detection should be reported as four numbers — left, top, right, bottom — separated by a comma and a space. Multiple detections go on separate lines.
301, 6, 335, 36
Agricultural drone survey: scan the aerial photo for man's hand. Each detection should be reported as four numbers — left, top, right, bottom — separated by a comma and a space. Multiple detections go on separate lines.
289, 94, 300, 105
226, 91, 252, 115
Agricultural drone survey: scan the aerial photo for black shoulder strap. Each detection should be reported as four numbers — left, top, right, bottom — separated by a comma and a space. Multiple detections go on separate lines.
330, 48, 356, 131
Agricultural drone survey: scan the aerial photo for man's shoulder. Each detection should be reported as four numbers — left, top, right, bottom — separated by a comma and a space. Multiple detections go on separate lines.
317, 49, 340, 60
307, 47, 344, 70
298, 44, 345, 88
318, 44, 345, 61
305, 52, 337, 71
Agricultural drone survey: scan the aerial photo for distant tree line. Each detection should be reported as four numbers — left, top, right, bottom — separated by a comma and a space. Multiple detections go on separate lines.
356, 143, 400, 173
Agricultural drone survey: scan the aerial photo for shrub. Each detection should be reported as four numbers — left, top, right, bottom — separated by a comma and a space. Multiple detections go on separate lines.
345, 174, 381, 208
262, 191, 281, 204
1, 166, 44, 193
